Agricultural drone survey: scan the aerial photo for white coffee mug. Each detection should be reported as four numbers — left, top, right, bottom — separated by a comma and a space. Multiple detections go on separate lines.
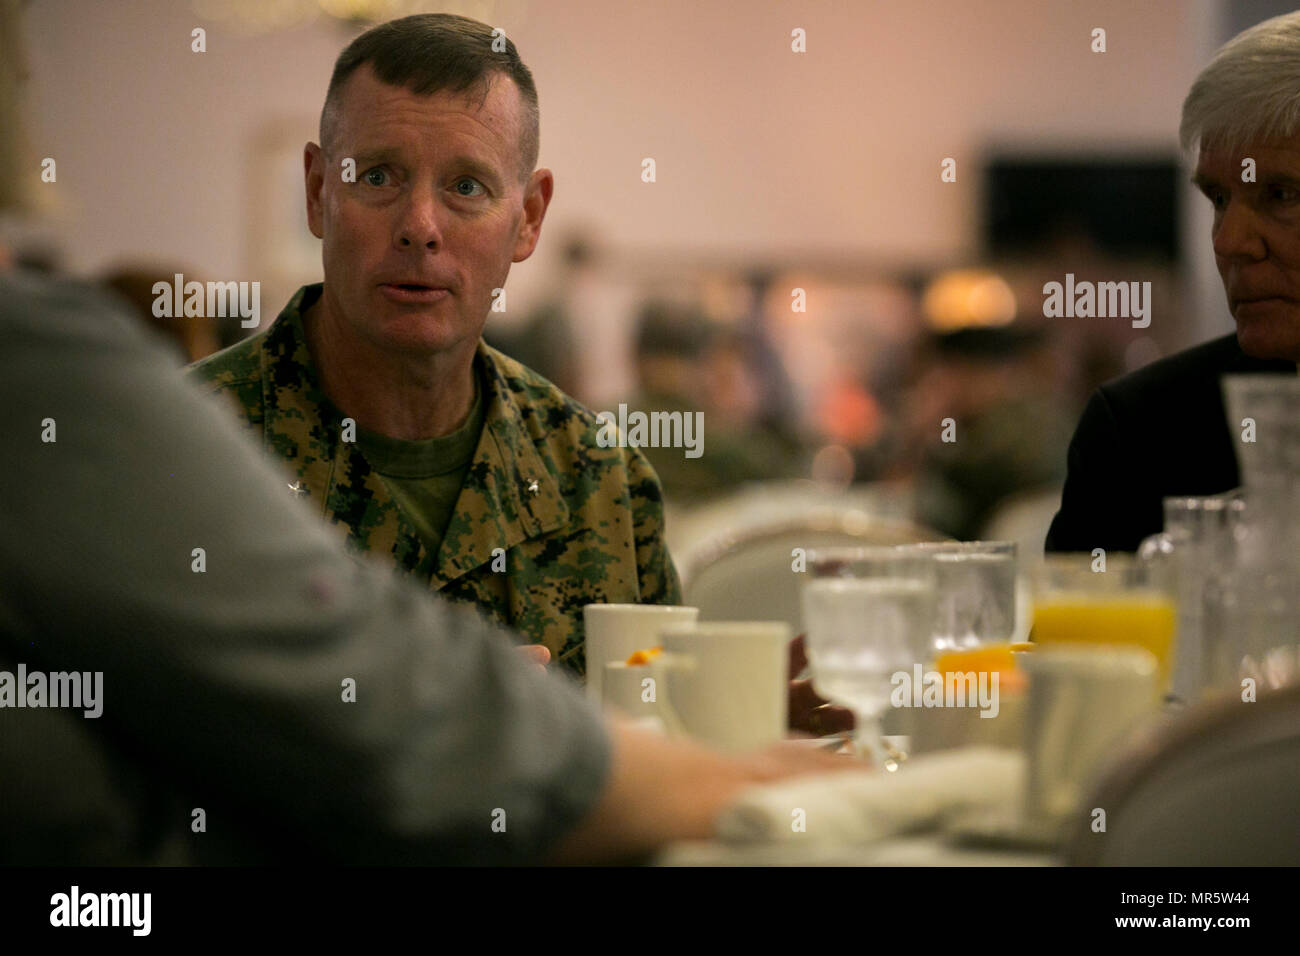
1021, 646, 1160, 824
653, 621, 790, 753
602, 660, 664, 732
582, 603, 699, 703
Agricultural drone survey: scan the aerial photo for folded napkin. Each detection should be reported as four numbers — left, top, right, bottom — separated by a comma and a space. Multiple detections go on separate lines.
716, 747, 1024, 845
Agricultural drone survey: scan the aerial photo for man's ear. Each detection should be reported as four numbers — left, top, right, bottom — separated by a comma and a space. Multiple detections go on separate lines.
304, 142, 325, 240
512, 168, 554, 263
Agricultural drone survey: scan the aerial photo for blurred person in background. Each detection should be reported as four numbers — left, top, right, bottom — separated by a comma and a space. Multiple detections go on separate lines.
0, 0, 849, 865
888, 268, 1075, 542
625, 300, 717, 503
1046, 11, 1300, 554
906, 323, 1073, 542
187, 15, 680, 678
736, 269, 804, 451
481, 232, 586, 397
628, 300, 800, 505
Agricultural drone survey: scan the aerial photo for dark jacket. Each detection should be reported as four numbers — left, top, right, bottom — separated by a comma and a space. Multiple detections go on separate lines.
1045, 333, 1297, 553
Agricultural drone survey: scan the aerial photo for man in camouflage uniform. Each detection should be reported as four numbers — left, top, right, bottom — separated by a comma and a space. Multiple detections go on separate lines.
189, 15, 680, 677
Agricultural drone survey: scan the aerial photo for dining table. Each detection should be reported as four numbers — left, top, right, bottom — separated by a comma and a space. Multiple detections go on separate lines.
653, 734, 1064, 866
656, 833, 1059, 866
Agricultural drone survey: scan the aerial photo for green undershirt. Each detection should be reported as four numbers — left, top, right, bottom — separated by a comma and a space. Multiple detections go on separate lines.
354, 377, 486, 560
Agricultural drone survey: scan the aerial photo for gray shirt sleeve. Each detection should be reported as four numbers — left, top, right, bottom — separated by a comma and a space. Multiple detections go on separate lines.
0, 270, 611, 864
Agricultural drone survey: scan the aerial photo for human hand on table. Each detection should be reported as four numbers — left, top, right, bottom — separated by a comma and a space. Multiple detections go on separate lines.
548, 717, 865, 863
787, 634, 855, 736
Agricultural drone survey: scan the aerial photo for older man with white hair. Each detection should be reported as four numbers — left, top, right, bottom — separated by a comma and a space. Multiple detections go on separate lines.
1046, 11, 1300, 554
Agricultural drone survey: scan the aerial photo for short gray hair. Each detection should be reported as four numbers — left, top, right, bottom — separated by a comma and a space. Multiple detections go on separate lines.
321, 14, 540, 183
1181, 11, 1300, 153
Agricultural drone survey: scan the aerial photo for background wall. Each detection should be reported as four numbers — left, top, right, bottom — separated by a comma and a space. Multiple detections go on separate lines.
18, 0, 1224, 333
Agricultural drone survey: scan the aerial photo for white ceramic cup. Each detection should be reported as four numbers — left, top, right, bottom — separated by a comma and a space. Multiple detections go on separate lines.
582, 603, 699, 703
602, 660, 664, 732
653, 621, 790, 753
1021, 646, 1160, 824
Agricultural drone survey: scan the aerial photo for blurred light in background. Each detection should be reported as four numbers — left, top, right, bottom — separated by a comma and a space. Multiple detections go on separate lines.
921, 270, 1018, 332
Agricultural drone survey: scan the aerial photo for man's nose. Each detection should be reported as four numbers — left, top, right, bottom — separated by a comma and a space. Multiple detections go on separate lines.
1213, 198, 1267, 263
394, 184, 444, 250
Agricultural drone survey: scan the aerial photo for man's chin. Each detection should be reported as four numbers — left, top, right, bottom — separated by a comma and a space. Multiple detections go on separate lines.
1235, 315, 1300, 364
372, 310, 473, 356
376, 329, 472, 357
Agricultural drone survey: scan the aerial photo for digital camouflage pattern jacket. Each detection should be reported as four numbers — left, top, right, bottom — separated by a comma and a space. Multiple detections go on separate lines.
187, 284, 682, 677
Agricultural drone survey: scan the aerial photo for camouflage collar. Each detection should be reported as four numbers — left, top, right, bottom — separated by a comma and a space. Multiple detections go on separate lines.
258, 284, 570, 585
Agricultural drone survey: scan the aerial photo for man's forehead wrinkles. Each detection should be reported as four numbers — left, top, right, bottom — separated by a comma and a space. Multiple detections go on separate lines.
345, 126, 507, 171
346, 98, 514, 154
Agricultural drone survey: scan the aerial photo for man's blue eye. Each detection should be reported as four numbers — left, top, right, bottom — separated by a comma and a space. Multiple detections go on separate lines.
364, 168, 388, 186
455, 178, 485, 196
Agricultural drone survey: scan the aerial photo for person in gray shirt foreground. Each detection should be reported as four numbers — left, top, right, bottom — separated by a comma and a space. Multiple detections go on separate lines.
0, 267, 847, 866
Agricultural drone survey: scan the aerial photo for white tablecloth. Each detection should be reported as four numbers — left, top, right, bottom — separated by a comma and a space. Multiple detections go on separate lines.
656, 834, 1058, 866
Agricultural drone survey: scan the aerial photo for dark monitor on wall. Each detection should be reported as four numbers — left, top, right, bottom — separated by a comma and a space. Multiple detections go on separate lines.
983, 156, 1181, 262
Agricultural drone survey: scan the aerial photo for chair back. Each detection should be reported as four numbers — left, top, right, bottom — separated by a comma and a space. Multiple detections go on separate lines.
1064, 683, 1300, 865
679, 511, 943, 634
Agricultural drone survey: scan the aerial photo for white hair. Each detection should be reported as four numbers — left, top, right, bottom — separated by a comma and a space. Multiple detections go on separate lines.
1181, 11, 1300, 153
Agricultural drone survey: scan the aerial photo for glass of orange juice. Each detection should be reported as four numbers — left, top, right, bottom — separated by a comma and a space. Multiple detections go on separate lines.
1031, 554, 1177, 694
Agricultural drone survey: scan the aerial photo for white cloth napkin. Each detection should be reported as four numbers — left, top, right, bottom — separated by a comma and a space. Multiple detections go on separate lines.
716, 747, 1024, 845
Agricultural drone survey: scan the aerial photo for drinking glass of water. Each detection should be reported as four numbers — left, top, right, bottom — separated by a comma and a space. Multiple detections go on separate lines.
901, 541, 1017, 653
801, 547, 937, 768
